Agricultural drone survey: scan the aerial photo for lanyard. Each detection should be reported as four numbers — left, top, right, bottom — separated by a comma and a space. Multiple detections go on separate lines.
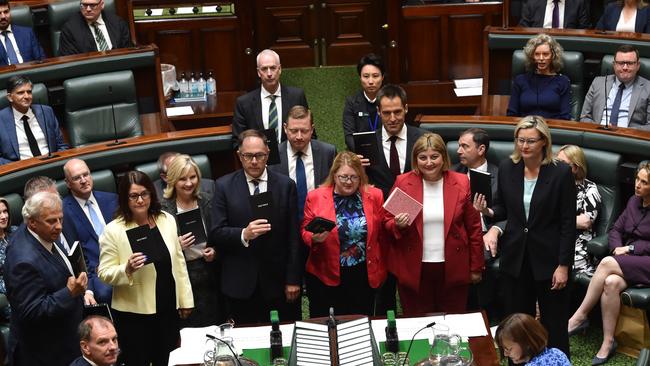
367, 113, 379, 131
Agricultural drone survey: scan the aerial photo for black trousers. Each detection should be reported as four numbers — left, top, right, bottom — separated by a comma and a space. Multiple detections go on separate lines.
306, 262, 375, 318
374, 272, 397, 316
112, 308, 179, 366
225, 283, 299, 325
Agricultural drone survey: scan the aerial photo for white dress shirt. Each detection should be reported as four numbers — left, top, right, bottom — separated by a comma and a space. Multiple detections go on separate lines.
0, 25, 24, 64
28, 227, 74, 276
616, 9, 637, 32
12, 107, 49, 159
87, 14, 113, 51
422, 178, 445, 263
600, 78, 634, 127
73, 192, 107, 231
381, 125, 407, 174
287, 142, 315, 191
260, 85, 283, 143
543, 0, 565, 28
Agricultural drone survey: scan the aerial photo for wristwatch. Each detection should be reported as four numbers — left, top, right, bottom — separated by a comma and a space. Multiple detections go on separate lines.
628, 245, 635, 254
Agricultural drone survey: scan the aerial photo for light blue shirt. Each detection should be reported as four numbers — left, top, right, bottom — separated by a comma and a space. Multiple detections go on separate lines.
523, 177, 537, 220
600, 78, 634, 127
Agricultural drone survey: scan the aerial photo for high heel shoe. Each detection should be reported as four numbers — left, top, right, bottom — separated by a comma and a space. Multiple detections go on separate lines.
568, 319, 590, 336
591, 340, 617, 365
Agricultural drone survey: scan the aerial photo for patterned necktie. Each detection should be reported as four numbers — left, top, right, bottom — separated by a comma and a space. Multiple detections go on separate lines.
21, 115, 41, 157
610, 83, 626, 127
1, 30, 19, 64
92, 22, 109, 51
295, 151, 307, 221
268, 95, 278, 130
86, 200, 105, 237
251, 179, 260, 195
389, 135, 400, 176
552, 0, 560, 28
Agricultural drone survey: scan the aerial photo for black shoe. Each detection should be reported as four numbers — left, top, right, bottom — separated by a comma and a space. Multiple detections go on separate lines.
568, 319, 590, 336
591, 340, 617, 365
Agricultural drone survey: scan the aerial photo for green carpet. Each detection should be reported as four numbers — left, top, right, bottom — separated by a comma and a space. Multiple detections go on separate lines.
284, 66, 637, 365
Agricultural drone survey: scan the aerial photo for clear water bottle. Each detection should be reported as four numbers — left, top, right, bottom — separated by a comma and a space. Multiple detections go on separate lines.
179, 72, 189, 94
206, 71, 217, 96
190, 72, 198, 94
198, 72, 206, 94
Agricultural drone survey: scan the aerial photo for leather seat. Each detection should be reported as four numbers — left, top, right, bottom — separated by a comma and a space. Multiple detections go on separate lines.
0, 83, 48, 110
63, 70, 142, 147
511, 50, 585, 121
11, 4, 33, 28
55, 169, 116, 197
47, 0, 116, 57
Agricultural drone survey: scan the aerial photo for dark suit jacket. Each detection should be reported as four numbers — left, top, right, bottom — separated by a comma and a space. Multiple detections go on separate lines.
5, 226, 83, 366
384, 171, 484, 292
0, 105, 68, 165
209, 169, 301, 300
231, 85, 308, 147
596, 3, 650, 32
519, 0, 591, 28
0, 25, 46, 65
58, 11, 132, 56
62, 191, 118, 303
69, 356, 94, 366
273, 139, 337, 188
492, 159, 576, 280
342, 89, 379, 151
452, 161, 499, 200
365, 125, 426, 199
161, 189, 213, 245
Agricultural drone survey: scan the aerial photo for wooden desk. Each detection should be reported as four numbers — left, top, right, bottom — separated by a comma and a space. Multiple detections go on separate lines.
166, 92, 242, 130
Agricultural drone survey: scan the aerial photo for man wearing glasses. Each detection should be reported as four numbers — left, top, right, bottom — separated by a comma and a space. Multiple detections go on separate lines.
581, 44, 650, 130
62, 158, 118, 305
210, 129, 302, 323
58, 0, 132, 56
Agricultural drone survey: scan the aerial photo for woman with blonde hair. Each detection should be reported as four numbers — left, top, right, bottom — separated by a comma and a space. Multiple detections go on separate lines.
597, 0, 650, 32
301, 151, 387, 317
477, 116, 575, 357
507, 34, 572, 120
384, 133, 484, 315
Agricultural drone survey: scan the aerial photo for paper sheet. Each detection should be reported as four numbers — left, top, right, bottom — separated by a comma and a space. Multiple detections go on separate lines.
454, 78, 483, 88
444, 312, 489, 337
166, 106, 194, 117
454, 87, 482, 97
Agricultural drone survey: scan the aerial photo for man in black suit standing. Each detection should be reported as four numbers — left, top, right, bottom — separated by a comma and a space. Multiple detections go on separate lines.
518, 0, 591, 29
232, 49, 309, 147
210, 129, 302, 323
360, 84, 425, 315
58, 0, 132, 56
69, 316, 119, 366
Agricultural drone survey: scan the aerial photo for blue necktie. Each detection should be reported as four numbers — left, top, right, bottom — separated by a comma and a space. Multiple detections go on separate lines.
610, 83, 626, 127
252, 179, 260, 195
2, 31, 19, 65
295, 151, 307, 221
86, 200, 105, 237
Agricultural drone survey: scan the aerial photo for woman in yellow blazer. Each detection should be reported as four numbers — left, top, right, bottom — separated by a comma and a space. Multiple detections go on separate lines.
99, 171, 193, 366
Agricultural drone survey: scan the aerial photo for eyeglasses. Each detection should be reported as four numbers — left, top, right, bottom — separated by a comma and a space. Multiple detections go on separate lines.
240, 152, 268, 162
337, 175, 360, 183
69, 171, 90, 183
80, 1, 101, 9
128, 191, 150, 201
614, 60, 638, 67
515, 137, 542, 146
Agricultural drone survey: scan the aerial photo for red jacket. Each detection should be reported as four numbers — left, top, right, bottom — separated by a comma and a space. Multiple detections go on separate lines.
301, 185, 388, 288
384, 170, 484, 292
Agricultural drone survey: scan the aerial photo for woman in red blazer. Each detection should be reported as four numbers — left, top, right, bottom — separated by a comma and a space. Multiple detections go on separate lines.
301, 151, 387, 317
384, 133, 484, 315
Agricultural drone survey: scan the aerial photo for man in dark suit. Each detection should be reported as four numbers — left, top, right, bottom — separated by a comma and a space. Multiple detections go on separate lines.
62, 158, 118, 305
360, 84, 425, 315
0, 0, 46, 65
70, 316, 119, 366
58, 0, 132, 56
5, 191, 87, 366
232, 49, 309, 147
519, 0, 591, 29
0, 75, 67, 165
210, 129, 302, 323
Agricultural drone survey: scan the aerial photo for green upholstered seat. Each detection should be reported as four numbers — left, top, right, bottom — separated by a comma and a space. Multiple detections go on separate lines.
511, 50, 585, 121
11, 4, 33, 28
0, 83, 48, 111
47, 0, 116, 57
63, 70, 142, 147
56, 169, 116, 197
134, 154, 214, 181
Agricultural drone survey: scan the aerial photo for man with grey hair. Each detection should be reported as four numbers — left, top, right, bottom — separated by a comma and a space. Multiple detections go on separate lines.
70, 315, 119, 366
232, 49, 309, 147
23, 175, 57, 199
5, 191, 86, 365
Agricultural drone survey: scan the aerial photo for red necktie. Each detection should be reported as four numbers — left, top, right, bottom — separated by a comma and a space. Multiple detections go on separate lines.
389, 135, 400, 176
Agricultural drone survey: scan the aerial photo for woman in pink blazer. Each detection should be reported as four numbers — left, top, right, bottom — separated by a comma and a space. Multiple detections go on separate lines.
301, 151, 387, 317
384, 133, 484, 315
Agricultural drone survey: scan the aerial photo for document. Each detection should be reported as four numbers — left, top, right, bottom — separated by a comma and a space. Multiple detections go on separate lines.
249, 191, 274, 225
176, 208, 207, 246
67, 240, 87, 276
166, 106, 194, 116
383, 187, 423, 225
126, 225, 164, 264
353, 131, 380, 166
469, 168, 492, 207
305, 216, 336, 234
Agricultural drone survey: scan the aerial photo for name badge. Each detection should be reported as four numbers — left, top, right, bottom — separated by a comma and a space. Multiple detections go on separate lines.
358, 111, 369, 117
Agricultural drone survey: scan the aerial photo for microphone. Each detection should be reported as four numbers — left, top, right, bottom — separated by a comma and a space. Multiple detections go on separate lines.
106, 85, 127, 146
401, 321, 437, 366
205, 334, 243, 366
600, 68, 611, 130
36, 99, 59, 161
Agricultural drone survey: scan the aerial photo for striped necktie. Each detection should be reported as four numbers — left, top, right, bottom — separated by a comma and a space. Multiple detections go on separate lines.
268, 95, 278, 130
92, 22, 109, 51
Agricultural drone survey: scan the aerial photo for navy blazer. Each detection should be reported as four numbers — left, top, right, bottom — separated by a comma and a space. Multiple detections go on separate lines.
0, 105, 68, 165
518, 0, 591, 28
209, 169, 301, 300
69, 357, 93, 366
62, 191, 118, 303
596, 3, 650, 32
231, 85, 309, 147
273, 139, 337, 189
58, 11, 132, 56
0, 25, 46, 65
5, 226, 83, 366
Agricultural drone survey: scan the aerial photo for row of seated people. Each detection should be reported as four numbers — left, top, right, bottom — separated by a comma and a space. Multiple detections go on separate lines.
0, 0, 131, 66
1, 81, 647, 366
506, 34, 650, 130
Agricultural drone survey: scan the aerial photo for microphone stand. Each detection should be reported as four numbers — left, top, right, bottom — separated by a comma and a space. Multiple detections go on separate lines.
599, 70, 612, 130
106, 85, 127, 146
36, 99, 59, 160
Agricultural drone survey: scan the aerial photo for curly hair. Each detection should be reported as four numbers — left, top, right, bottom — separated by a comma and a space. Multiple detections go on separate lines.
523, 34, 564, 73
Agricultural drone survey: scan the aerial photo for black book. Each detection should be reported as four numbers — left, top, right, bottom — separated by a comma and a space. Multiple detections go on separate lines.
263, 128, 281, 165
67, 240, 87, 277
249, 191, 274, 225
353, 131, 381, 166
176, 208, 208, 246
83, 303, 113, 322
305, 216, 336, 234
126, 225, 164, 265
469, 168, 492, 207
